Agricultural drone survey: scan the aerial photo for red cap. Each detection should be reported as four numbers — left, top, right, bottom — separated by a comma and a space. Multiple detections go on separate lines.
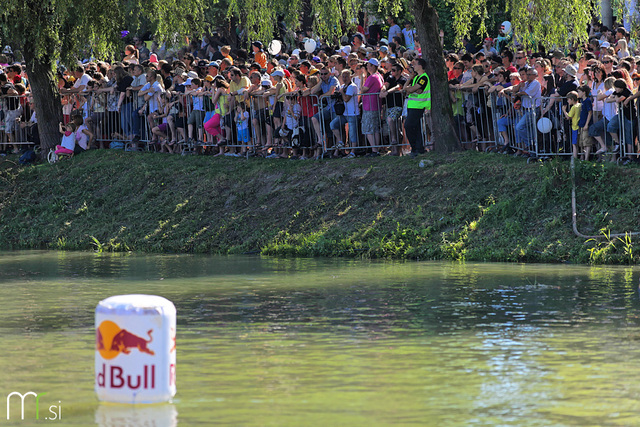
484, 37, 493, 43
283, 69, 291, 78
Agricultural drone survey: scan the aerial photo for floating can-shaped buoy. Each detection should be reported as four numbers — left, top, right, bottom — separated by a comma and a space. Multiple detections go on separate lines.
95, 295, 176, 404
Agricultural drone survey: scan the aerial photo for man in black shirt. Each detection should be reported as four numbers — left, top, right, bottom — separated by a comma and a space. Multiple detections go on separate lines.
606, 79, 634, 154
381, 63, 407, 152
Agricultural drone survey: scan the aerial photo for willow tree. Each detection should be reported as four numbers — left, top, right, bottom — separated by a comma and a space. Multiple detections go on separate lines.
227, 0, 597, 152
0, 0, 203, 156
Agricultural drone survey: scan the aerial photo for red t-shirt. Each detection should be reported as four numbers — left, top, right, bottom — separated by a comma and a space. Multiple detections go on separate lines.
300, 96, 318, 117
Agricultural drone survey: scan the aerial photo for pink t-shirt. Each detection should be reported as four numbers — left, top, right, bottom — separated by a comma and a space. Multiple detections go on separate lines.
362, 73, 383, 111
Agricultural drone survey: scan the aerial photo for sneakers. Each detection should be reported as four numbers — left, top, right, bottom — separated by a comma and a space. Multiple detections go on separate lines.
346, 152, 356, 159
613, 144, 620, 152
595, 147, 607, 155
266, 153, 278, 159
336, 141, 345, 148
365, 152, 380, 157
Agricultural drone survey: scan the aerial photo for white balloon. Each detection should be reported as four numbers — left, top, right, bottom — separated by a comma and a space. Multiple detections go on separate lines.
537, 117, 552, 134
304, 39, 317, 54
501, 21, 512, 35
268, 40, 282, 56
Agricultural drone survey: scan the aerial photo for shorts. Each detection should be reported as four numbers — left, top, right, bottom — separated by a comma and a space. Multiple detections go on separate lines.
386, 106, 403, 120
272, 103, 283, 119
252, 108, 272, 127
362, 110, 381, 135
237, 128, 250, 143
157, 123, 168, 133
571, 129, 578, 145
187, 109, 206, 126
579, 127, 593, 149
5, 107, 22, 133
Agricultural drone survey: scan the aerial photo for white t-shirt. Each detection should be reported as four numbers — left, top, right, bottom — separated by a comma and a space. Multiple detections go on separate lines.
603, 89, 616, 120
73, 73, 91, 91
142, 81, 164, 112
343, 83, 359, 116
388, 25, 402, 43
284, 103, 301, 129
76, 124, 89, 150
592, 82, 605, 112
61, 131, 75, 150
402, 28, 416, 49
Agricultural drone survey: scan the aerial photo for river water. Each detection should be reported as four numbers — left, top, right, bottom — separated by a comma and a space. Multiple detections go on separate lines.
1, 251, 639, 426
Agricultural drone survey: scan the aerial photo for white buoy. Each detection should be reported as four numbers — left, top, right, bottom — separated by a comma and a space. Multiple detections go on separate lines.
95, 295, 176, 404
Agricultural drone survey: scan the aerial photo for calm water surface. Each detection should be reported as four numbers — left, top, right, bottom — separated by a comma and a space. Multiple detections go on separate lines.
1, 251, 639, 426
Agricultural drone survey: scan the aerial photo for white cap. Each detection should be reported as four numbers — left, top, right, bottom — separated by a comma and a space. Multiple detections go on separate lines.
187, 71, 198, 79
271, 70, 285, 78
292, 49, 301, 56
368, 58, 380, 67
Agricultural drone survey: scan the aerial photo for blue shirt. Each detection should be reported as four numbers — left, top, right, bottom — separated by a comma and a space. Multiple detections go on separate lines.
578, 96, 592, 127
320, 76, 339, 111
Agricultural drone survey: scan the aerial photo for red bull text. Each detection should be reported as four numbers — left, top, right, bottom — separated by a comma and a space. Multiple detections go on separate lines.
95, 295, 177, 404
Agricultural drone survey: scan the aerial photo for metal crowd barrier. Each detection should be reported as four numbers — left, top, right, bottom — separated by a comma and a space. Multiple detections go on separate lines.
10, 84, 638, 161
315, 91, 433, 157
0, 95, 37, 153
446, 88, 638, 160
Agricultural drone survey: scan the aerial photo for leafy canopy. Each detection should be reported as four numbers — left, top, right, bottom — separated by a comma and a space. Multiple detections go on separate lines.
0, 0, 204, 64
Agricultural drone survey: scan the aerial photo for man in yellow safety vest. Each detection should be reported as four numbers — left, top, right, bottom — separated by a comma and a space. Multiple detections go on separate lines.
403, 58, 431, 157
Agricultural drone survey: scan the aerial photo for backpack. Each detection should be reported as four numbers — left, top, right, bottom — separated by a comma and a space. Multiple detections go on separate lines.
19, 149, 36, 165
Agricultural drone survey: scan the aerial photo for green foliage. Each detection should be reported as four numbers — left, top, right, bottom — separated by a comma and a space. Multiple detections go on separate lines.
0, 150, 639, 265
0, 0, 204, 65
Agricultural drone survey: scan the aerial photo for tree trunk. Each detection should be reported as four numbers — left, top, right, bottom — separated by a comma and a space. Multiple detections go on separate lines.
22, 44, 62, 159
411, 0, 462, 153
600, 0, 613, 28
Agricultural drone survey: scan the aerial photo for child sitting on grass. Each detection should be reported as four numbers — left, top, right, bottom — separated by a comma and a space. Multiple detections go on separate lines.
55, 122, 76, 155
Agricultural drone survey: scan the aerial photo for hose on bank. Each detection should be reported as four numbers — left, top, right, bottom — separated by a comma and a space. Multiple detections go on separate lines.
571, 156, 640, 239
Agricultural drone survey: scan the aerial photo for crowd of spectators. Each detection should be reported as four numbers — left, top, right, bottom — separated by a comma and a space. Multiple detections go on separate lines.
448, 23, 640, 161
2, 18, 640, 163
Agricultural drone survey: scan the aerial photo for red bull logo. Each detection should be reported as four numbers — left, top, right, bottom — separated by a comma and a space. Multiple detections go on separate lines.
96, 320, 154, 359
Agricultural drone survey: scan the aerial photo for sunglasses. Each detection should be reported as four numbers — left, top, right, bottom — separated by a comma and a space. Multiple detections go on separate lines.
634, 78, 640, 81
320, 73, 329, 75
516, 56, 525, 59
603, 61, 612, 64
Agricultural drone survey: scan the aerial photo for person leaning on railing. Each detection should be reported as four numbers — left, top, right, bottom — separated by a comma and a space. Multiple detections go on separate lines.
402, 57, 430, 158
0, 72, 20, 152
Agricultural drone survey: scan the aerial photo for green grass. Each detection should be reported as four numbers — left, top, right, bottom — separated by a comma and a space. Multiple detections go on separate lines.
1, 150, 640, 264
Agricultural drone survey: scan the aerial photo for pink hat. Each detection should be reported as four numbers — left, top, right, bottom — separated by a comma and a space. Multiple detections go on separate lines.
149, 53, 158, 63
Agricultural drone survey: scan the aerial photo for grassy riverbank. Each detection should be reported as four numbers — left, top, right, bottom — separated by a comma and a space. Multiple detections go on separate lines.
1, 150, 639, 264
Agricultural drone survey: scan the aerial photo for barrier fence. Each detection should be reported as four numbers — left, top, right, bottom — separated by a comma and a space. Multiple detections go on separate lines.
5, 87, 640, 161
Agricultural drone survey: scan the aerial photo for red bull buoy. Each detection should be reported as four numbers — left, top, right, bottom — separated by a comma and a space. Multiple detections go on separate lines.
95, 295, 176, 404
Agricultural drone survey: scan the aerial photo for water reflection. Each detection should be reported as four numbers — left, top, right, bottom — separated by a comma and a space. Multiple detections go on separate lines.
95, 403, 177, 427
1, 252, 640, 426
